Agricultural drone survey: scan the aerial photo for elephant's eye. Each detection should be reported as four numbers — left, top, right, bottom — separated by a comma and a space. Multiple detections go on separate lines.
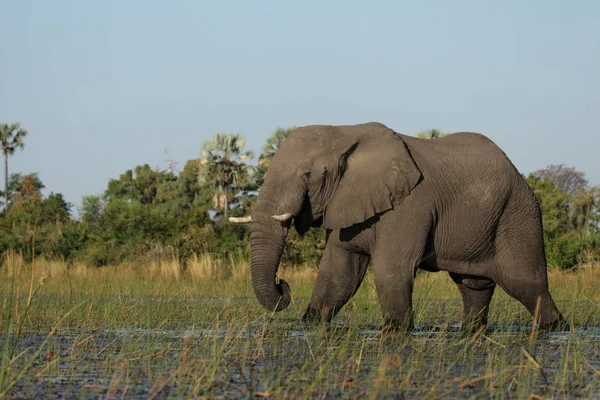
301, 169, 311, 182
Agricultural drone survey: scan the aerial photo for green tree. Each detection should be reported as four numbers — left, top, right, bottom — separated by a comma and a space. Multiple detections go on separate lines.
0, 171, 78, 262
77, 161, 220, 265
570, 186, 600, 262
43, 193, 72, 224
80, 195, 104, 226
527, 172, 600, 269
198, 133, 255, 219
7, 172, 45, 206
257, 126, 296, 186
415, 128, 448, 139
106, 164, 176, 204
0, 123, 28, 211
527, 175, 577, 268
0, 172, 43, 209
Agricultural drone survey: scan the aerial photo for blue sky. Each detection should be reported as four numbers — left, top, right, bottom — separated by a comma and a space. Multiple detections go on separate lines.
1, 0, 599, 212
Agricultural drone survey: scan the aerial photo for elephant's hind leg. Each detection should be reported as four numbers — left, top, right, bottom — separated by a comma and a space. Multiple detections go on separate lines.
449, 273, 496, 333
494, 204, 567, 331
493, 263, 565, 331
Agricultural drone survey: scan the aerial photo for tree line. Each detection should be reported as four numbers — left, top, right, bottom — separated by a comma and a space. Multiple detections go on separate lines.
1, 123, 598, 269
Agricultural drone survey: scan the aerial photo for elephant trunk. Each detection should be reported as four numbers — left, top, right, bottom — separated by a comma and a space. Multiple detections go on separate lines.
249, 217, 291, 311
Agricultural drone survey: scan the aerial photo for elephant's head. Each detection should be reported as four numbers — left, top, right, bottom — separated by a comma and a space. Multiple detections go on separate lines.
232, 122, 422, 312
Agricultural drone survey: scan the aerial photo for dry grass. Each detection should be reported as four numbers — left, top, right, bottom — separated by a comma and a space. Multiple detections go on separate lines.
1, 250, 598, 301
547, 263, 600, 298
186, 253, 221, 281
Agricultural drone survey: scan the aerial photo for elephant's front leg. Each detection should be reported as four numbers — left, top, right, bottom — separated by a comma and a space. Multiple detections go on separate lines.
302, 242, 370, 324
373, 261, 417, 332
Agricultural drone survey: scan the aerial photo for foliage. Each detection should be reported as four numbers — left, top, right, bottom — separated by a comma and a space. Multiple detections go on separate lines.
105, 164, 176, 204
281, 225, 327, 267
78, 165, 218, 266
198, 133, 256, 219
526, 170, 600, 269
0, 174, 75, 261
0, 123, 28, 211
1, 173, 45, 206
415, 128, 448, 139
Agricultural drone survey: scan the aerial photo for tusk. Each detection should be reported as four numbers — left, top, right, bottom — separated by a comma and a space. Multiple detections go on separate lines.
272, 212, 292, 222
229, 215, 252, 224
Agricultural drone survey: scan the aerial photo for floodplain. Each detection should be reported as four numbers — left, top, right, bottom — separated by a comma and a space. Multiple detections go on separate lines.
1, 254, 599, 399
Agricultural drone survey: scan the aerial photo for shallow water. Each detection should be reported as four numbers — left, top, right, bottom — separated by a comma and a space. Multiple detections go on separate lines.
104, 324, 600, 341
1, 295, 598, 398
3, 323, 599, 399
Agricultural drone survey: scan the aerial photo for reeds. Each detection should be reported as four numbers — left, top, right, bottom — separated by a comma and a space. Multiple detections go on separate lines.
0, 250, 598, 398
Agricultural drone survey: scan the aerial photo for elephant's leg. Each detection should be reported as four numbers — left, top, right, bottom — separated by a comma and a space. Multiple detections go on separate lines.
449, 273, 496, 333
494, 212, 567, 331
371, 217, 432, 332
494, 274, 564, 330
493, 269, 565, 330
372, 252, 423, 332
302, 242, 370, 324
373, 261, 418, 332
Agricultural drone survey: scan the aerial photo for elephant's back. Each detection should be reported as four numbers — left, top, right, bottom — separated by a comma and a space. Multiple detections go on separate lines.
404, 131, 520, 187
435, 132, 510, 162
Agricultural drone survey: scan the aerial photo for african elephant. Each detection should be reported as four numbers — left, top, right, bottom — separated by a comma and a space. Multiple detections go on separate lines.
230, 122, 567, 332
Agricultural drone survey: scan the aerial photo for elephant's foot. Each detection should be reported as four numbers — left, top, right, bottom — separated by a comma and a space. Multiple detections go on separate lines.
538, 315, 570, 332
301, 307, 321, 324
301, 306, 332, 326
380, 314, 414, 335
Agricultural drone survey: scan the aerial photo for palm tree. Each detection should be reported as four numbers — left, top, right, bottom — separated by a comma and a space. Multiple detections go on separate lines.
0, 123, 28, 211
198, 133, 255, 218
415, 128, 448, 139
257, 126, 296, 186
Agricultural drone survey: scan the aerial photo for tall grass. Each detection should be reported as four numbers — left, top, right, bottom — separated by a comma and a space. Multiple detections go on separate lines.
0, 251, 599, 398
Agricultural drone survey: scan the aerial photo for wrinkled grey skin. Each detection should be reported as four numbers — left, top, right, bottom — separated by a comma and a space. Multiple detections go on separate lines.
245, 122, 567, 332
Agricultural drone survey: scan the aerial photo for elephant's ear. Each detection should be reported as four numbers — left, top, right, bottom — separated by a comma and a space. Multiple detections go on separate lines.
323, 131, 422, 230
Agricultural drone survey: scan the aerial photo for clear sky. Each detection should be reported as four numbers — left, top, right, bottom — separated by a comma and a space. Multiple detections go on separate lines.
1, 0, 599, 213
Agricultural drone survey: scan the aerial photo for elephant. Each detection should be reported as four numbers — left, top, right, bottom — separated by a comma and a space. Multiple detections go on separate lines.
230, 122, 567, 332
